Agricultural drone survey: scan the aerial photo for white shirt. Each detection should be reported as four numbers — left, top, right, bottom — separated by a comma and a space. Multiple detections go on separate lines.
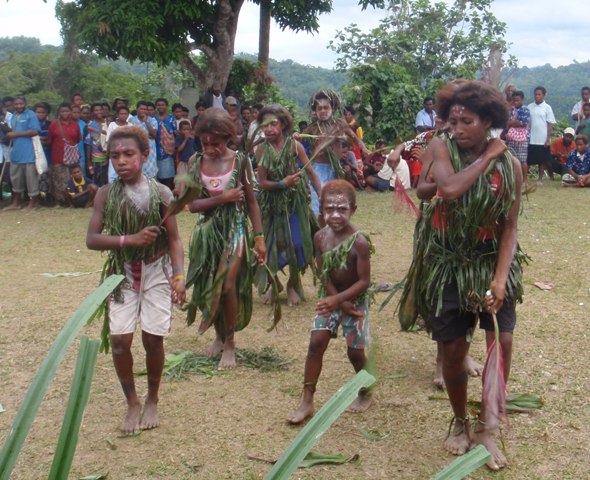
527, 101, 555, 145
415, 109, 436, 130
378, 156, 412, 190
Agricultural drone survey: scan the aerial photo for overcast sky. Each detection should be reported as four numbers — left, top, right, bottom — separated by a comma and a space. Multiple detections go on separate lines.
2, 0, 588, 69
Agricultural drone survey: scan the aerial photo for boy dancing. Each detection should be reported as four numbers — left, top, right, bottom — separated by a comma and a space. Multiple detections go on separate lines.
87, 126, 185, 434
288, 179, 373, 424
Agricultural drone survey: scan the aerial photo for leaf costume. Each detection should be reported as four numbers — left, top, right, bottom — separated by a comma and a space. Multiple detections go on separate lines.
305, 118, 346, 179
98, 176, 169, 351
255, 136, 319, 299
319, 230, 375, 304
399, 133, 528, 331
185, 152, 255, 338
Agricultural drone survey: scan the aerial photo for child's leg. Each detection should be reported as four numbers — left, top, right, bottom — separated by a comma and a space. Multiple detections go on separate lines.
288, 329, 331, 424
217, 251, 243, 370
286, 277, 301, 306
140, 331, 164, 430
346, 346, 373, 413
111, 333, 141, 434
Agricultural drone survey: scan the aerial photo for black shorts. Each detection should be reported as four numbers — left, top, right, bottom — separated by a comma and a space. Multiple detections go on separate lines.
527, 144, 552, 166
430, 282, 516, 342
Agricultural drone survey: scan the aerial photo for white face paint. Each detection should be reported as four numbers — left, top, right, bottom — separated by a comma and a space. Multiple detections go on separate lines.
322, 193, 353, 231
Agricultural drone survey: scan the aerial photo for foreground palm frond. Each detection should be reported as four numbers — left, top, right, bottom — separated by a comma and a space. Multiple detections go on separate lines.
431, 444, 491, 480
264, 370, 376, 480
0, 274, 124, 480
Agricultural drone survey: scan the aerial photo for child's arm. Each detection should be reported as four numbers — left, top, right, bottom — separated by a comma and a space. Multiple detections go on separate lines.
243, 160, 266, 264
86, 186, 161, 251
316, 234, 371, 317
176, 136, 188, 153
296, 141, 321, 195
162, 208, 186, 305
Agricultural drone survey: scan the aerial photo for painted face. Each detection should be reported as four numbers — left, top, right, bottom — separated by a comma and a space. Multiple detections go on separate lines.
261, 115, 282, 139
35, 107, 48, 122
534, 90, 545, 104
13, 99, 25, 113
321, 192, 354, 232
447, 104, 490, 151
315, 99, 333, 122
109, 137, 145, 181
576, 139, 588, 154
201, 134, 228, 158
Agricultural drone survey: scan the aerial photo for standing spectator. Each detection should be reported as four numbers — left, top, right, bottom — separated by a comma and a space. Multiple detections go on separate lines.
224, 96, 244, 148
570, 86, 590, 127
527, 86, 556, 181
240, 104, 252, 132
71, 93, 84, 107
200, 87, 225, 109
247, 103, 265, 149
47, 103, 81, 205
575, 103, 590, 138
174, 119, 199, 196
102, 102, 113, 124
106, 105, 132, 183
503, 84, 516, 103
551, 127, 576, 176
71, 104, 87, 174
415, 97, 436, 133
154, 98, 177, 190
191, 101, 206, 128
34, 102, 53, 202
3, 95, 41, 211
505, 90, 530, 183
85, 103, 108, 186
129, 101, 158, 178
171, 103, 185, 129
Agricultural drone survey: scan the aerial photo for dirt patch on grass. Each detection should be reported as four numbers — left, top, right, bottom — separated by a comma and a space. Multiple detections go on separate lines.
1, 184, 588, 479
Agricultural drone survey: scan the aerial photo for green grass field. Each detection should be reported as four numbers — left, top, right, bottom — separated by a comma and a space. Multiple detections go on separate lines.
1, 182, 588, 479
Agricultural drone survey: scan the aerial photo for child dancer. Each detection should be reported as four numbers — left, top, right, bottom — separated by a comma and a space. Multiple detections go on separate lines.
288, 180, 373, 424
254, 104, 320, 306
186, 108, 266, 370
86, 126, 185, 434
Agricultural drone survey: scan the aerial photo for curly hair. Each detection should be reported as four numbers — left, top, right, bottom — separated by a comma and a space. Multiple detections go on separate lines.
195, 107, 237, 144
257, 104, 293, 135
107, 126, 150, 156
308, 89, 342, 115
320, 179, 356, 208
436, 80, 509, 129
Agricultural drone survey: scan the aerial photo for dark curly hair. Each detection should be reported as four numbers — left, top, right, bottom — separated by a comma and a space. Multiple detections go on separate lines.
436, 80, 509, 129
107, 126, 150, 156
320, 179, 356, 208
257, 104, 293, 135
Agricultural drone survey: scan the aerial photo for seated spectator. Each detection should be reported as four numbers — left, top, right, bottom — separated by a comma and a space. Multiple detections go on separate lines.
340, 141, 362, 189
551, 127, 576, 176
563, 134, 590, 187
575, 102, 590, 138
363, 140, 387, 177
65, 164, 97, 207
365, 144, 411, 192
415, 97, 436, 132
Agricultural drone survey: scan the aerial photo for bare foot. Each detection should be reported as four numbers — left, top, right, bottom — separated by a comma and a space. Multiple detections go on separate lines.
23, 204, 38, 212
2, 204, 21, 211
433, 359, 444, 389
465, 355, 483, 377
262, 288, 274, 305
346, 392, 373, 413
218, 347, 236, 370
139, 399, 160, 430
287, 401, 314, 425
121, 402, 141, 435
287, 283, 301, 307
472, 428, 507, 470
204, 337, 223, 357
443, 418, 472, 456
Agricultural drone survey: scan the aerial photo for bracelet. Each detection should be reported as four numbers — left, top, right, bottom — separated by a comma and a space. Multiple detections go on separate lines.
173, 273, 185, 282
119, 235, 125, 248
254, 231, 264, 237
278, 180, 286, 189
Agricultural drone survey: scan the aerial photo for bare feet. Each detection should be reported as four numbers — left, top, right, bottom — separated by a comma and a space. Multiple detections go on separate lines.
444, 417, 472, 456
204, 337, 223, 357
472, 428, 507, 470
287, 401, 314, 425
139, 399, 160, 430
120, 402, 141, 435
218, 346, 236, 370
2, 204, 21, 211
286, 283, 301, 307
346, 391, 373, 413
261, 288, 274, 305
465, 355, 483, 377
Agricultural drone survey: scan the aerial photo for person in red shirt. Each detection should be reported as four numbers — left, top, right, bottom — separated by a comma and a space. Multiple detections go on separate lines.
550, 127, 576, 175
47, 103, 82, 205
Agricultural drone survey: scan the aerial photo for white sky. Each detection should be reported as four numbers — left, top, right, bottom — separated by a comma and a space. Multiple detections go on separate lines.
1, 0, 588, 69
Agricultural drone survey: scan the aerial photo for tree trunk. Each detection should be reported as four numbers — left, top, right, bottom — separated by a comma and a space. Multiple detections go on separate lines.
258, 0, 271, 76
184, 0, 245, 93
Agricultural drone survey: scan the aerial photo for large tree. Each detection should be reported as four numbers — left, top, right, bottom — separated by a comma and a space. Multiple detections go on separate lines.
56, 0, 382, 94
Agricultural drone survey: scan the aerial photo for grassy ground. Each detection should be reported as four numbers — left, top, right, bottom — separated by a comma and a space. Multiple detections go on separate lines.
1, 181, 588, 479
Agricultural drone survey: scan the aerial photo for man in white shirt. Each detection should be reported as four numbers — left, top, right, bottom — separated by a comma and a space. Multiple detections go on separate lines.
527, 86, 556, 181
415, 97, 436, 133
571, 86, 590, 127
365, 144, 411, 191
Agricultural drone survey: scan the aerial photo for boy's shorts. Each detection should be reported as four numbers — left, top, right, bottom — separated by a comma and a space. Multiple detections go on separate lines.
109, 256, 173, 336
312, 299, 369, 350
430, 281, 516, 342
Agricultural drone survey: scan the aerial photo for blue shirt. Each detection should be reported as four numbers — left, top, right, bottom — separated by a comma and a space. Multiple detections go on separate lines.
9, 108, 41, 164
566, 148, 590, 175
155, 114, 177, 161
